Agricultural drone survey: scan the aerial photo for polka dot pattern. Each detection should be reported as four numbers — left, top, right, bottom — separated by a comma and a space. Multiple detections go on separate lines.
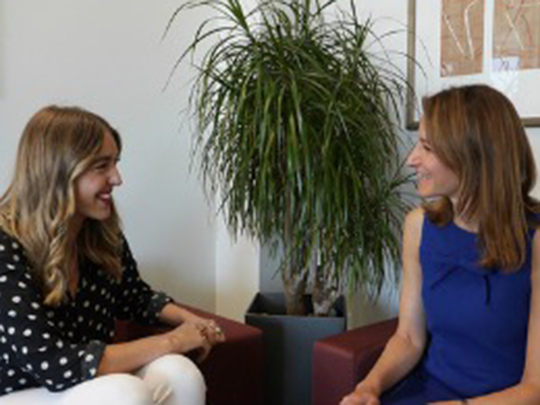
0, 230, 172, 395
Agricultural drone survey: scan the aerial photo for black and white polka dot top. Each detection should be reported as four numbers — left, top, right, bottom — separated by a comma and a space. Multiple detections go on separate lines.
0, 229, 172, 395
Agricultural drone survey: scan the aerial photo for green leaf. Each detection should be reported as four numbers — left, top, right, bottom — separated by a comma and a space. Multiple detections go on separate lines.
167, 0, 416, 312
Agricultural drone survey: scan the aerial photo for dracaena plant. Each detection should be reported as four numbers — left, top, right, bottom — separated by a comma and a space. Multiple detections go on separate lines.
166, 0, 412, 316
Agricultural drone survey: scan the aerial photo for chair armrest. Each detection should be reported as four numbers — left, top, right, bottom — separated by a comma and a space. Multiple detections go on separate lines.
312, 318, 397, 405
113, 303, 253, 343
113, 303, 263, 405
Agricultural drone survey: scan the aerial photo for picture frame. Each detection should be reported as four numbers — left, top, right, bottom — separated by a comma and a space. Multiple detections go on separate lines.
407, 0, 540, 130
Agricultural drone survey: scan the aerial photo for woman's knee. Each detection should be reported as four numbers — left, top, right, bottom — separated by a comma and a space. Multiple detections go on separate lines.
140, 354, 206, 402
60, 374, 153, 405
149, 354, 205, 389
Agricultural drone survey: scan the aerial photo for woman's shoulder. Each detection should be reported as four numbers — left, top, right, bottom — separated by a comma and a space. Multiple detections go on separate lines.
403, 206, 425, 248
405, 206, 425, 231
0, 226, 22, 254
0, 227, 32, 283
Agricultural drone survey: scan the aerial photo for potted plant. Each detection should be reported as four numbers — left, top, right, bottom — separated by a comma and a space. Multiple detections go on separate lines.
166, 0, 411, 402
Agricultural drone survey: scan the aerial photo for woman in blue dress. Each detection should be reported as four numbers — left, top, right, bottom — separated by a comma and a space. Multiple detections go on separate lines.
341, 84, 540, 405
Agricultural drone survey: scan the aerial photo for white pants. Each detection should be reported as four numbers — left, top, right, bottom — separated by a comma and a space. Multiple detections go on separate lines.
0, 354, 206, 405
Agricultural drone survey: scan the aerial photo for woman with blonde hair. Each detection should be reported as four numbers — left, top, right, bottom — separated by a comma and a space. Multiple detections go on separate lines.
341, 84, 540, 404
0, 105, 224, 404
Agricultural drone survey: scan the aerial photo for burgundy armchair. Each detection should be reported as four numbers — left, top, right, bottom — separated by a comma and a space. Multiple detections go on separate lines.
312, 318, 398, 405
114, 304, 263, 405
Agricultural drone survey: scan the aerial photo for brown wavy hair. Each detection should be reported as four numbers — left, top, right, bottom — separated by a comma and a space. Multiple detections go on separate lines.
422, 84, 540, 269
0, 105, 123, 305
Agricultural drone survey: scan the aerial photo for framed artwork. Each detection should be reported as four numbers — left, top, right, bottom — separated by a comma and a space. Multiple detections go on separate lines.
407, 0, 540, 129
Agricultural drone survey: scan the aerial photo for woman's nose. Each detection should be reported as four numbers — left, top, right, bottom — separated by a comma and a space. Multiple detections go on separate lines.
110, 166, 123, 186
406, 146, 419, 167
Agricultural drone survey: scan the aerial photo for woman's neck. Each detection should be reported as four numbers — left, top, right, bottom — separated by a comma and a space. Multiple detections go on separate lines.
453, 214, 479, 233
450, 196, 479, 233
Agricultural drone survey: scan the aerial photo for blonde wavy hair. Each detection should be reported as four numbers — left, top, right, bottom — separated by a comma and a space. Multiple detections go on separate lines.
0, 105, 123, 305
422, 85, 540, 270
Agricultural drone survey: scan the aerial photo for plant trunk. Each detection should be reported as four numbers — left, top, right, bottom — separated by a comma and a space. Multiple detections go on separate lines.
282, 156, 309, 315
312, 262, 340, 316
281, 257, 309, 315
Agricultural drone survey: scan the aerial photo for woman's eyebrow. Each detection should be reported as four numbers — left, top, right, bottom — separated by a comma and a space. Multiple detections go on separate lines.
91, 155, 117, 165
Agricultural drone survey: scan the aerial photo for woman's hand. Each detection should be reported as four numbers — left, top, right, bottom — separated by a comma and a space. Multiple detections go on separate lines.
340, 384, 380, 405
166, 322, 213, 362
158, 304, 226, 361
159, 303, 227, 347
182, 312, 226, 346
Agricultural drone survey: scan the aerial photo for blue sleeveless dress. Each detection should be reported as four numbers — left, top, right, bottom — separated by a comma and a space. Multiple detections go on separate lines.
381, 215, 535, 404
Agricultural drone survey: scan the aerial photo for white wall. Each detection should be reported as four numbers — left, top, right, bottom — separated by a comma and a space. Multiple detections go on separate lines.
0, 1, 230, 315
2, 0, 540, 325
216, 219, 260, 321
0, 0, 259, 319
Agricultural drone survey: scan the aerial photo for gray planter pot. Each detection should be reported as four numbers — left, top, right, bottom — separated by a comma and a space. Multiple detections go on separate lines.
245, 292, 347, 405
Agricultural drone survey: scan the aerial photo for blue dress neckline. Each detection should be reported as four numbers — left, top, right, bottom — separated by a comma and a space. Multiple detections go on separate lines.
448, 220, 478, 237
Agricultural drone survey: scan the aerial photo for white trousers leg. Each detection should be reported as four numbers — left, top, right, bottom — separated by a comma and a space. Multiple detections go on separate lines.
135, 354, 206, 405
0, 354, 206, 405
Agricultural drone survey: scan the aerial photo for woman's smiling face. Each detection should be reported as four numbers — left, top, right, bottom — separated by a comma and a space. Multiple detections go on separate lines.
406, 118, 460, 202
73, 131, 122, 226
